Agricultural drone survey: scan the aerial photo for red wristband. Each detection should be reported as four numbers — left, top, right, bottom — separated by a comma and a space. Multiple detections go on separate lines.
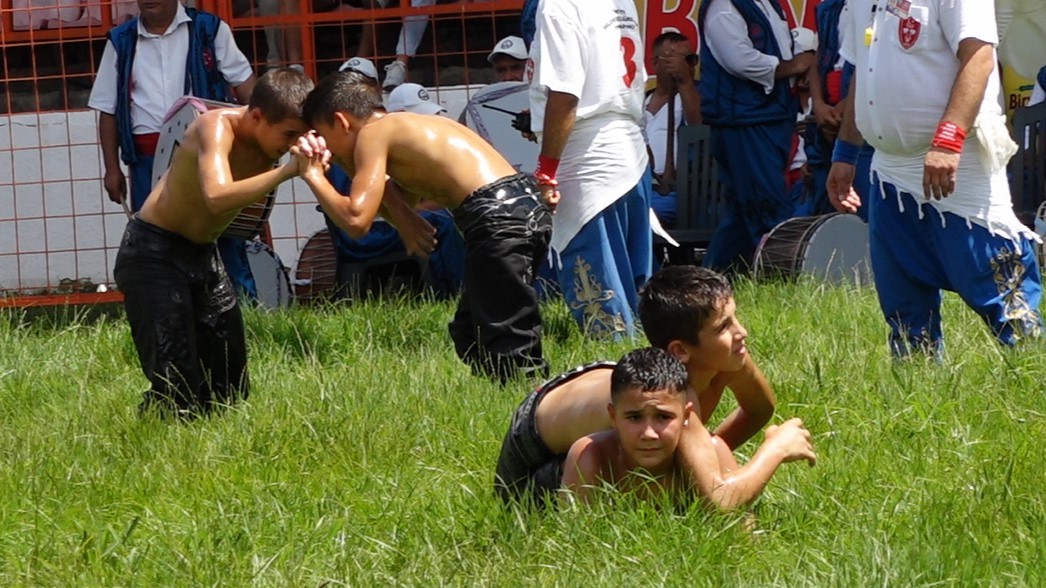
931, 121, 966, 153
536, 154, 560, 180
534, 172, 558, 188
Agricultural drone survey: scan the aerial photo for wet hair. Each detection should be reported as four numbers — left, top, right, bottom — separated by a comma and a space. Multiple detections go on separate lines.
247, 67, 315, 124
303, 71, 385, 127
652, 31, 690, 52
610, 348, 689, 403
638, 266, 733, 348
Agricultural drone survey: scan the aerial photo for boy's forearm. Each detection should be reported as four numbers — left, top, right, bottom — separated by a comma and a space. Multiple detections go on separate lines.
702, 443, 786, 511
202, 163, 297, 214
303, 172, 377, 238
712, 406, 772, 450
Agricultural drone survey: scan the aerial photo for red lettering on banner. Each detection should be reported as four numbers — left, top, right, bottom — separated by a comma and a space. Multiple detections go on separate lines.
643, 0, 699, 73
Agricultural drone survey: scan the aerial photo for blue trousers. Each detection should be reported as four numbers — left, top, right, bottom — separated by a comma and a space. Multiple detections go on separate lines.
704, 119, 797, 274
128, 156, 155, 212
556, 172, 653, 339
871, 176, 1043, 357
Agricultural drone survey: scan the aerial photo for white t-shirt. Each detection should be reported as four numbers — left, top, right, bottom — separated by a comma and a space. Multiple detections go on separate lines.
528, 0, 649, 252
88, 4, 253, 135
642, 94, 685, 175
841, 0, 1032, 242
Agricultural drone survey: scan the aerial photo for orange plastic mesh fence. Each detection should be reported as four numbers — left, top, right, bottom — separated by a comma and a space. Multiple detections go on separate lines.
0, 0, 523, 306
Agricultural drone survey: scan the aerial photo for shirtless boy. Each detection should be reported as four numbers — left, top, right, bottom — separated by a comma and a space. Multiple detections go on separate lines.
496, 265, 816, 509
294, 72, 553, 383
113, 68, 313, 418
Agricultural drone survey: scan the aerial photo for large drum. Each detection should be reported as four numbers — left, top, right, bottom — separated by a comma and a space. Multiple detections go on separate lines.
245, 240, 292, 310
151, 96, 277, 240
291, 228, 338, 304
462, 81, 538, 174
754, 214, 873, 285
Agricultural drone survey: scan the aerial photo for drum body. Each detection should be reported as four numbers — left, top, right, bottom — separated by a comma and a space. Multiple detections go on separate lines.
754, 214, 872, 285
245, 240, 292, 310
151, 96, 276, 240
292, 229, 338, 304
462, 81, 538, 174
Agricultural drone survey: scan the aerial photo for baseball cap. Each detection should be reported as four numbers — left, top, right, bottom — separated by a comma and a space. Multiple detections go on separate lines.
487, 36, 528, 63
386, 83, 446, 115
338, 57, 379, 83
791, 27, 818, 53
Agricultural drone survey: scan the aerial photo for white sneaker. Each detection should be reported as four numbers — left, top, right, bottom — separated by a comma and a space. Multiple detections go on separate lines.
383, 60, 408, 89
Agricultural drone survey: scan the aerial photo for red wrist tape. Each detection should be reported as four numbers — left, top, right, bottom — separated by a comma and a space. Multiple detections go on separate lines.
534, 172, 558, 188
536, 154, 560, 180
931, 121, 966, 153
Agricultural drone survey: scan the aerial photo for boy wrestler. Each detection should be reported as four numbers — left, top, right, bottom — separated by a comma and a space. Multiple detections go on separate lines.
294, 73, 552, 383
495, 266, 814, 508
114, 68, 313, 418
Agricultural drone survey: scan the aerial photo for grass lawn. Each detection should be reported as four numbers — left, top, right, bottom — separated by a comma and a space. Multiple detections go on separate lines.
1, 277, 1043, 586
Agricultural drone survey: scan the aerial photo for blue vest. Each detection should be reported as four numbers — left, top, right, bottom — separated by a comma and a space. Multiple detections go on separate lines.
816, 0, 846, 84
108, 8, 233, 165
698, 0, 796, 126
1038, 65, 1046, 96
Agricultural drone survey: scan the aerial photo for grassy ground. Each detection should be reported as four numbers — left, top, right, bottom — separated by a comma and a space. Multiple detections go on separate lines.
0, 278, 1043, 586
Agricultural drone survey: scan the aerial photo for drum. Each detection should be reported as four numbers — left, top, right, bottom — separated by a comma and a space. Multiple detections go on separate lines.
291, 228, 338, 304
754, 214, 873, 285
462, 81, 538, 174
151, 96, 277, 240
245, 240, 292, 310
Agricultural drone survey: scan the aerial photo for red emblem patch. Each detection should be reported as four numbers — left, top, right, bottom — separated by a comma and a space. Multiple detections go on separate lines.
898, 16, 921, 50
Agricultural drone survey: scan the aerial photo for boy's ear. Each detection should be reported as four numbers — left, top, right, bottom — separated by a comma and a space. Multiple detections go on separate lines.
249, 106, 264, 124
607, 402, 617, 425
665, 339, 690, 364
333, 111, 352, 132
683, 400, 694, 424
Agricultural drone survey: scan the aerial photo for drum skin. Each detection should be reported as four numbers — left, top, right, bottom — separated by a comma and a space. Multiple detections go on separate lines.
245, 240, 292, 310
754, 214, 872, 285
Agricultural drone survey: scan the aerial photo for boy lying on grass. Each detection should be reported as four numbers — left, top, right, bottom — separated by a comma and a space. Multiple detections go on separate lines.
496, 266, 816, 509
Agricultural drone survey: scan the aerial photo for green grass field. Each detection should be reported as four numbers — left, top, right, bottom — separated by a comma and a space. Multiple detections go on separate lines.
1, 278, 1043, 586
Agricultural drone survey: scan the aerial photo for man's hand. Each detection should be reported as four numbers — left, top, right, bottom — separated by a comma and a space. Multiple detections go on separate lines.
826, 162, 862, 214
764, 418, 816, 466
660, 49, 696, 85
103, 167, 127, 206
923, 147, 959, 200
813, 100, 842, 136
539, 184, 560, 213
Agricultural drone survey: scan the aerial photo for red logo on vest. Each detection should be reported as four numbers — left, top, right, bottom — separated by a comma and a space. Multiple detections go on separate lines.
899, 17, 921, 50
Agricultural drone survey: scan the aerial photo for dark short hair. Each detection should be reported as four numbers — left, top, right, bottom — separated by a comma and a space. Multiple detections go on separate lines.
638, 266, 733, 348
610, 348, 689, 403
303, 71, 385, 127
247, 67, 314, 124
652, 31, 690, 52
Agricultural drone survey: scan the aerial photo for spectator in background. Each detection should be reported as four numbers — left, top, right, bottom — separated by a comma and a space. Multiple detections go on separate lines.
488, 35, 527, 83
643, 31, 701, 230
798, 0, 871, 220
89, 0, 260, 299
697, 0, 814, 275
323, 69, 465, 298
529, 0, 653, 340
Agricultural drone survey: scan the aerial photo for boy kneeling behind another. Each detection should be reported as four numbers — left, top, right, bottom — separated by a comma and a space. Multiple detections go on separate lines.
495, 266, 816, 508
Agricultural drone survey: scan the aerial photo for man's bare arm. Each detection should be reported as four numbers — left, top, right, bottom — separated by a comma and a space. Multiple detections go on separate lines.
233, 75, 257, 105
923, 38, 993, 200
536, 90, 580, 210
826, 72, 864, 214
98, 113, 127, 206
196, 118, 297, 214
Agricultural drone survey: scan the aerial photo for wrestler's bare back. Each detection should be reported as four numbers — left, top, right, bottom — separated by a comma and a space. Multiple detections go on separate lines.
354, 112, 520, 209
140, 107, 296, 244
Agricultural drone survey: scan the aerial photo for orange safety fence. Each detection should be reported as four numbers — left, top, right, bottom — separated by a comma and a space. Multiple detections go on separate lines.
0, 0, 524, 307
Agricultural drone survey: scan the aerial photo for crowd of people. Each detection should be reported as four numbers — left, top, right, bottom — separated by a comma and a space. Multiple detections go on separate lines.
90, 0, 1042, 512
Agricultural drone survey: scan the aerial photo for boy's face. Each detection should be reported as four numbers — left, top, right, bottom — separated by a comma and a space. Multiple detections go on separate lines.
676, 296, 749, 374
608, 388, 690, 476
255, 112, 310, 160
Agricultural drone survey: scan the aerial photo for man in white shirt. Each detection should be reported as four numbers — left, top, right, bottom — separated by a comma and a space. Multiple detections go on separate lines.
528, 0, 653, 340
827, 0, 1042, 357
643, 31, 702, 229
697, 0, 814, 274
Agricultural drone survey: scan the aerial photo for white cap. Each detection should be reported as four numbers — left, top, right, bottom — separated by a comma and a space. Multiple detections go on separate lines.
487, 36, 528, 63
386, 83, 446, 115
338, 57, 379, 82
791, 27, 818, 53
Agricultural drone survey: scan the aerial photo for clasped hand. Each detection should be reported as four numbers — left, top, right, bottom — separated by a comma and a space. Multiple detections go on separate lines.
290, 132, 332, 178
